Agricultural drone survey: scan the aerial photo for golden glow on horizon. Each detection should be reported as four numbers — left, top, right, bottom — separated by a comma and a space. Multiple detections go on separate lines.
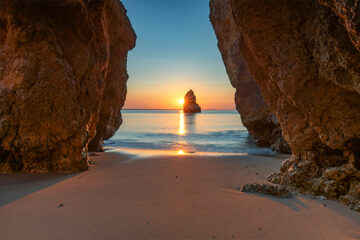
178, 110, 187, 135
178, 98, 185, 105
124, 74, 236, 110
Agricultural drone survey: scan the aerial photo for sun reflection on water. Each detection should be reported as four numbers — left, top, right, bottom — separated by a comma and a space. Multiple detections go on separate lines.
176, 110, 188, 155
178, 110, 187, 135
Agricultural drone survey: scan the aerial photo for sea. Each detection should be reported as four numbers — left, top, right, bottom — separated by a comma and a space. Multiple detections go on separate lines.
104, 110, 275, 156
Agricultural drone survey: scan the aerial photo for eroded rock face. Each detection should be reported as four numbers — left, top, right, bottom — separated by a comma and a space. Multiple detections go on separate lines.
0, 0, 135, 172
320, 0, 360, 52
210, 0, 360, 211
209, 0, 290, 153
183, 89, 201, 113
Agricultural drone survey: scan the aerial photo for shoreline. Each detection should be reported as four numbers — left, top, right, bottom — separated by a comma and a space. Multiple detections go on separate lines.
0, 152, 359, 239
103, 147, 282, 158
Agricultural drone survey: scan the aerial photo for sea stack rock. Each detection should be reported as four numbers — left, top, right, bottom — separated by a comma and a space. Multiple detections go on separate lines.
210, 0, 360, 211
183, 89, 201, 113
0, 0, 136, 173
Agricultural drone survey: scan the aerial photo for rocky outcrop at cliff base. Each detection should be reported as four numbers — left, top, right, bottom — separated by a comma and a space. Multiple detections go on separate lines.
0, 0, 136, 172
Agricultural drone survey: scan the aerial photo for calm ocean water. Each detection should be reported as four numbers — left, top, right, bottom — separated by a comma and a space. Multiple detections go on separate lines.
104, 110, 275, 156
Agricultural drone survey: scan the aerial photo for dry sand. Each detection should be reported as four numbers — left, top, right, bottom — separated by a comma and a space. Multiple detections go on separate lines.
0, 152, 359, 240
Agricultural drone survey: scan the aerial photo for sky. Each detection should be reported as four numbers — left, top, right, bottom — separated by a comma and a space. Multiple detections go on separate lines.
122, 0, 235, 110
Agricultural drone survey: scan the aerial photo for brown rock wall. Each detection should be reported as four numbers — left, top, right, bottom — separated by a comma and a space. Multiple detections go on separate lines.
0, 0, 135, 172
210, 0, 360, 211
210, 0, 290, 152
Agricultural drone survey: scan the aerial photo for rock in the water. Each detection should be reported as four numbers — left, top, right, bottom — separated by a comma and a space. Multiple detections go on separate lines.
210, 0, 360, 211
209, 0, 290, 153
0, 0, 136, 173
183, 89, 201, 113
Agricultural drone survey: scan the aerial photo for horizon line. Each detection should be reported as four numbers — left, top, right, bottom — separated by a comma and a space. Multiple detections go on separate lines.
123, 108, 236, 111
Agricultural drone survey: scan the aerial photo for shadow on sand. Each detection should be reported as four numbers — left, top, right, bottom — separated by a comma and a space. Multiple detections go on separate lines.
0, 172, 79, 207
240, 191, 360, 225
252, 193, 309, 212
0, 152, 136, 207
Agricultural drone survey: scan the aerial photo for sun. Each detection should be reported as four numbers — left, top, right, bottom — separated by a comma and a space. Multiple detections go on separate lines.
178, 99, 185, 105
177, 149, 185, 155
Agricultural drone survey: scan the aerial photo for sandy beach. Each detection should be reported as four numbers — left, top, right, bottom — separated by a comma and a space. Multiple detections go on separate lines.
0, 152, 359, 240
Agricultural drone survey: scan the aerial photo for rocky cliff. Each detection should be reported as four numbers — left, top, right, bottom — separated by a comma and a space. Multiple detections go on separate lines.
210, 0, 360, 211
0, 0, 136, 173
183, 89, 201, 113
209, 0, 290, 153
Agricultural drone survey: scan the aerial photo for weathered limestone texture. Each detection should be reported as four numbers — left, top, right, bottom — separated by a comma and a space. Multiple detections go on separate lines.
210, 0, 290, 153
210, 0, 360, 211
0, 0, 136, 172
183, 89, 201, 113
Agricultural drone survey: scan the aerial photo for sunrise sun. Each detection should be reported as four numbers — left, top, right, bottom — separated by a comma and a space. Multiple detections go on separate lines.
178, 99, 185, 105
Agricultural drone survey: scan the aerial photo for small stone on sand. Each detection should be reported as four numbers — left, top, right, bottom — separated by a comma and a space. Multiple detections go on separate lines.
240, 183, 291, 198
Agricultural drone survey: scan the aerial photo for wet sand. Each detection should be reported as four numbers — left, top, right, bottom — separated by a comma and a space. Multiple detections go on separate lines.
0, 152, 359, 240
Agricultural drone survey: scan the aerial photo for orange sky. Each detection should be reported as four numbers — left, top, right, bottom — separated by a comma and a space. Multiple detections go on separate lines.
124, 74, 236, 110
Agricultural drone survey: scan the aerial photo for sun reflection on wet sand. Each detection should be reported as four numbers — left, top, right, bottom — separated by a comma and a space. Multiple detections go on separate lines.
105, 147, 248, 156
178, 110, 187, 135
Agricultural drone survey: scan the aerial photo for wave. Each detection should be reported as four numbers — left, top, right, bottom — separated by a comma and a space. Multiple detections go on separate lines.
104, 130, 275, 156
105, 110, 275, 156
113, 129, 250, 141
